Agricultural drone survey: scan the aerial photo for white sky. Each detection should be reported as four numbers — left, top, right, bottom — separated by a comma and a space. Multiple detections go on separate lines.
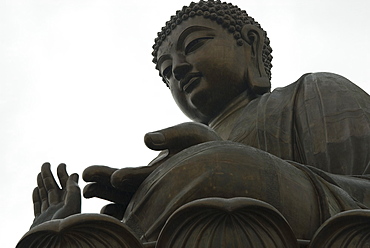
1, 0, 369, 246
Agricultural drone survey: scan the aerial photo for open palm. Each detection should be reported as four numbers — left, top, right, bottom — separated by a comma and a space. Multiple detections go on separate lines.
31, 163, 81, 228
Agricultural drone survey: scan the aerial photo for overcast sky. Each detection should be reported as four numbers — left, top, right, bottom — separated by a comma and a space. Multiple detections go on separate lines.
2, 0, 370, 246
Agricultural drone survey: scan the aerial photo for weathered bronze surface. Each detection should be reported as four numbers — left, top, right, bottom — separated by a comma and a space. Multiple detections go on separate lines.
17, 1, 370, 247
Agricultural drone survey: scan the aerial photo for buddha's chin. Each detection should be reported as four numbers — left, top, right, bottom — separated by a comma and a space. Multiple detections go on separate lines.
189, 91, 222, 122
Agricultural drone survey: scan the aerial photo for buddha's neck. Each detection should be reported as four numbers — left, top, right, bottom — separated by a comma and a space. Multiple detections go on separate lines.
209, 91, 253, 140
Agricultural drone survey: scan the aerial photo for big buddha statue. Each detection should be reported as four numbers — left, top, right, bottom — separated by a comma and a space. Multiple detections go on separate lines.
17, 1, 370, 247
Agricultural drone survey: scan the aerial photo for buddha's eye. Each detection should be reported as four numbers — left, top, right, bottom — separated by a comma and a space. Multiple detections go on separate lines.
162, 66, 172, 80
185, 37, 213, 55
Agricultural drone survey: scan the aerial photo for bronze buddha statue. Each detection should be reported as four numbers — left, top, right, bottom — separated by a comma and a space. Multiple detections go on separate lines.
18, 1, 370, 247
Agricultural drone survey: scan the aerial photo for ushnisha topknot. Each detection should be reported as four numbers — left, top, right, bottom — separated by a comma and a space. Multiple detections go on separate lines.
152, 0, 273, 86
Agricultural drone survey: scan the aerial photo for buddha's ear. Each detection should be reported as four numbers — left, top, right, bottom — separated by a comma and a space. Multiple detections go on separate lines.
241, 25, 271, 94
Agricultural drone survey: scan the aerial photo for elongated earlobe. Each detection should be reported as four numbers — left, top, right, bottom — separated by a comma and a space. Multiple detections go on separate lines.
241, 25, 271, 94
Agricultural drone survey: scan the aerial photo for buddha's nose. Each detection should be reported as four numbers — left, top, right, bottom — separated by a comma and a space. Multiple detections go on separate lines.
173, 62, 192, 81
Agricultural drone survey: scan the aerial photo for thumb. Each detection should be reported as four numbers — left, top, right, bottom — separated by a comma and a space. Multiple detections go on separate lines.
67, 173, 79, 186
64, 173, 81, 213
144, 122, 221, 153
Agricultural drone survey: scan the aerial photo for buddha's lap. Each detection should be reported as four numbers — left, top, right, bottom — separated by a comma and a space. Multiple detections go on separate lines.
124, 141, 323, 239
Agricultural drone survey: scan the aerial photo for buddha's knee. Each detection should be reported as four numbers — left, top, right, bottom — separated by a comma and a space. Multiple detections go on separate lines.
128, 141, 322, 239
153, 141, 316, 201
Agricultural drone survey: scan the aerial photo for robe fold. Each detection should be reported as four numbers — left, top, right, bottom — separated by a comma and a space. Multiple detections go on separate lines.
123, 72, 370, 241
229, 72, 370, 175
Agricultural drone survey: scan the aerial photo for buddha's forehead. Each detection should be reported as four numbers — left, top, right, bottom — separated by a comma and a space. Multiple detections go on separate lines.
157, 17, 223, 59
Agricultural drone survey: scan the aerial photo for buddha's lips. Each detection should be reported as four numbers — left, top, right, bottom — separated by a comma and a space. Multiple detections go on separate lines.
180, 72, 203, 93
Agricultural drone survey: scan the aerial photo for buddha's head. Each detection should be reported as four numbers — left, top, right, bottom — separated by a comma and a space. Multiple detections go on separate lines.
153, 0, 272, 124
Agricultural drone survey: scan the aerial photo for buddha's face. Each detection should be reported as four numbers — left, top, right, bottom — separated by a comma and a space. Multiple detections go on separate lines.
156, 16, 251, 124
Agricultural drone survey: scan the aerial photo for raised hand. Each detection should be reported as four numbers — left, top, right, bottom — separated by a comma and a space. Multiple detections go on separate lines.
31, 163, 81, 229
83, 122, 221, 219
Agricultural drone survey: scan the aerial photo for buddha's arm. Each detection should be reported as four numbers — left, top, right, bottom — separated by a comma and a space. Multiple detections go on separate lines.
293, 73, 370, 174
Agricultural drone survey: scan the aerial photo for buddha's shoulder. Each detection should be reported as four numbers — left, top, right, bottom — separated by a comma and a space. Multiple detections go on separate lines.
272, 72, 367, 97
298, 72, 364, 91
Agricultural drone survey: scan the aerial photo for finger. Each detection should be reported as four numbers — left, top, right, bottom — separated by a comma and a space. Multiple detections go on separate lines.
57, 163, 69, 189
52, 173, 81, 220
37, 173, 48, 212
41, 162, 60, 205
82, 165, 117, 185
100, 203, 126, 220
41, 162, 59, 190
83, 182, 133, 205
32, 187, 41, 217
144, 122, 221, 152
63, 174, 81, 215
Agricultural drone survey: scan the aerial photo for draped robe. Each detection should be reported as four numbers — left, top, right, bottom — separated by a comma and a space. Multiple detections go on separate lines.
226, 72, 370, 175
123, 72, 370, 241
